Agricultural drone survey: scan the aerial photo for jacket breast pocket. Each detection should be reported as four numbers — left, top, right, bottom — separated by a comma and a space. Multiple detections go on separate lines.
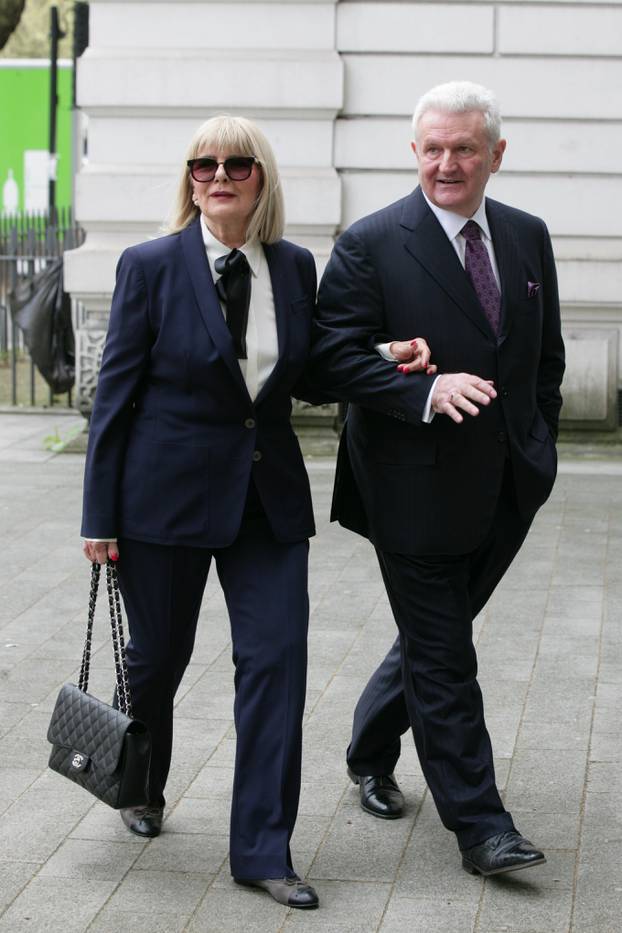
515, 293, 543, 313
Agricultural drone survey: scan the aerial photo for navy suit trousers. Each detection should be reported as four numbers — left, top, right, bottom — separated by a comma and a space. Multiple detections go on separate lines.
116, 516, 309, 879
348, 463, 531, 849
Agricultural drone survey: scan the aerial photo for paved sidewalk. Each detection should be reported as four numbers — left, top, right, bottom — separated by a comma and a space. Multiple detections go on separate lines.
0, 413, 621, 933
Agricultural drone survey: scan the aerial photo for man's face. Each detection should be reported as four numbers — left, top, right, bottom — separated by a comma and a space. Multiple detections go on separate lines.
412, 109, 506, 217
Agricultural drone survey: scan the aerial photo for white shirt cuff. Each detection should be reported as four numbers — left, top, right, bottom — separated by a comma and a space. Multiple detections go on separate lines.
84, 538, 118, 543
375, 342, 438, 424
375, 342, 396, 361
422, 377, 440, 423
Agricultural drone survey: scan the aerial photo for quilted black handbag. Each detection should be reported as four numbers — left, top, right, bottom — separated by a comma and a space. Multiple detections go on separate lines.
47, 561, 151, 808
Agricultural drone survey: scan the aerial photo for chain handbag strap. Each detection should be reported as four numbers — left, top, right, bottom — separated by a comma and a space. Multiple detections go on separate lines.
77, 561, 100, 693
105, 561, 133, 718
77, 560, 133, 718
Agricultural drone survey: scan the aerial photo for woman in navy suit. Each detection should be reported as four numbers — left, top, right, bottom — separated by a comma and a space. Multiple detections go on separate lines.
82, 116, 322, 909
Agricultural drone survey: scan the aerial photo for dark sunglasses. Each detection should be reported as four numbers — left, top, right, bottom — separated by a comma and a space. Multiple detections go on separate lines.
186, 156, 260, 183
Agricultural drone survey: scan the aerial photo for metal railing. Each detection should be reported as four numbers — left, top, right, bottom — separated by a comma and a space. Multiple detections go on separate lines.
0, 208, 84, 408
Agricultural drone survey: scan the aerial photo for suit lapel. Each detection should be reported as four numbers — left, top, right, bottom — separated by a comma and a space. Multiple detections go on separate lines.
180, 217, 251, 399
400, 189, 494, 341
485, 198, 520, 344
254, 242, 289, 405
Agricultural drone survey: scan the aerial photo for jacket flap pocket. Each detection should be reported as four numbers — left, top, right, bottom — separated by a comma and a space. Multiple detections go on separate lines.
529, 414, 550, 442
374, 440, 437, 466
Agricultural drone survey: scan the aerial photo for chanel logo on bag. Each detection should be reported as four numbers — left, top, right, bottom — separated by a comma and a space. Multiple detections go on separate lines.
70, 752, 89, 772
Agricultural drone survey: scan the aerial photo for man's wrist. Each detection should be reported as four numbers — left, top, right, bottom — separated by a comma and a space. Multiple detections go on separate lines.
422, 376, 441, 423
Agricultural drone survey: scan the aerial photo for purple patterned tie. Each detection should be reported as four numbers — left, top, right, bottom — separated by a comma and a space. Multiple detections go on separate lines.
462, 220, 500, 336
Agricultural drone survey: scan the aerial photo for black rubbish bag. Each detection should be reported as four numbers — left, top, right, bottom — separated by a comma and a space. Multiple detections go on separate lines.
11, 258, 75, 395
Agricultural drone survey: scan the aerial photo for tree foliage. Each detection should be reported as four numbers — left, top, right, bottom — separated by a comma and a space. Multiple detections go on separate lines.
0, 0, 26, 51
0, 0, 74, 59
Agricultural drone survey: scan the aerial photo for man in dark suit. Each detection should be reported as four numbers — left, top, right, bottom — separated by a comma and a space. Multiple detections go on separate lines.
310, 81, 565, 876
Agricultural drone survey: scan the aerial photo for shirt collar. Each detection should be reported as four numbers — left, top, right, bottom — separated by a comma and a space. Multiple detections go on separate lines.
199, 214, 262, 277
422, 192, 492, 243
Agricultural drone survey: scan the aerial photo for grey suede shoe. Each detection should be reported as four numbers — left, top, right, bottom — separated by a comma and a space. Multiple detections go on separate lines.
235, 875, 319, 909
120, 805, 163, 838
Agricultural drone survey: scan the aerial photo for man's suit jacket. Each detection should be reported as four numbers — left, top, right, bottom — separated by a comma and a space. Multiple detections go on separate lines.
311, 186, 565, 556
82, 216, 317, 548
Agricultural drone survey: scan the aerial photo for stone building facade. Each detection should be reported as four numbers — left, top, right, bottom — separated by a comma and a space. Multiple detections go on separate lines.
64, 0, 622, 430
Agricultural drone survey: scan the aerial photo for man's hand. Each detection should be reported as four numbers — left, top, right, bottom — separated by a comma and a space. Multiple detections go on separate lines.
431, 373, 497, 424
83, 540, 119, 564
390, 338, 437, 375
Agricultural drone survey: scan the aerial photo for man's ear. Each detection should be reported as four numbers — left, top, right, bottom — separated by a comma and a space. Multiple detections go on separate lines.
491, 138, 507, 174
410, 140, 417, 157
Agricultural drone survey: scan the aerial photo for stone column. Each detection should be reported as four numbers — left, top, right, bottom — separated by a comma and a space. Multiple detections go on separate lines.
65, 0, 343, 442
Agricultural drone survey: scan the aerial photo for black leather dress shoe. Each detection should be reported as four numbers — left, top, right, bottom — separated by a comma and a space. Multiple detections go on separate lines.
461, 831, 546, 876
120, 804, 164, 838
348, 767, 404, 819
235, 875, 319, 909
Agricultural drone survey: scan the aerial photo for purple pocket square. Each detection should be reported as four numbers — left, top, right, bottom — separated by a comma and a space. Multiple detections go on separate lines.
527, 281, 541, 298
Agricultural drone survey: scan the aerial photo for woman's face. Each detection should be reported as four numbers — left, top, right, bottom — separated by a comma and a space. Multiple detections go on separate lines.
191, 147, 262, 238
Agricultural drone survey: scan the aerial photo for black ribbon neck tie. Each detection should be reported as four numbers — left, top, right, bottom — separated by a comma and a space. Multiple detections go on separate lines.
215, 249, 251, 359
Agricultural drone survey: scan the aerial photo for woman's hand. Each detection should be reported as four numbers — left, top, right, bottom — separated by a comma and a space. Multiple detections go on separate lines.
83, 540, 119, 564
391, 338, 437, 375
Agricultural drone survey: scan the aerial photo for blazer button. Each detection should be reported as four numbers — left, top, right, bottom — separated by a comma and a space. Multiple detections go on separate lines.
244, 418, 256, 429
252, 450, 262, 462
496, 431, 507, 444
500, 387, 509, 399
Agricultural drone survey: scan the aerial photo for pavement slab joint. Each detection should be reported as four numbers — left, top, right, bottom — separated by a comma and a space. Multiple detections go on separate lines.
0, 415, 619, 932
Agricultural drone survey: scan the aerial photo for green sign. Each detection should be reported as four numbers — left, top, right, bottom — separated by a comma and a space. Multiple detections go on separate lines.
0, 60, 73, 213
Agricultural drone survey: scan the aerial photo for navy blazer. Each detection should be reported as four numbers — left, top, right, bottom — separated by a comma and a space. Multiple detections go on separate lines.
82, 217, 318, 548
310, 187, 566, 556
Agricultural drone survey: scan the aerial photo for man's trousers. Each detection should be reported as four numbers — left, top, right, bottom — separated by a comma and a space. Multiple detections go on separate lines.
347, 465, 532, 849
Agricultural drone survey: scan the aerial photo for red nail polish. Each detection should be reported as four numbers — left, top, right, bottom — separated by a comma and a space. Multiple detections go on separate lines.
110, 553, 119, 562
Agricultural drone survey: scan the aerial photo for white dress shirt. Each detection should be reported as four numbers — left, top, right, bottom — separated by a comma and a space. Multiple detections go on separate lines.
422, 195, 501, 290
201, 215, 279, 401
376, 195, 500, 422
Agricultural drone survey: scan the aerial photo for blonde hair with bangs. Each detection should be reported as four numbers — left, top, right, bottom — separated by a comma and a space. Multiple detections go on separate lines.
167, 115, 284, 244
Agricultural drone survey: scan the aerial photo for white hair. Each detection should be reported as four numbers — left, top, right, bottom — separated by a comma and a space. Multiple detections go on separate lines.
412, 81, 502, 147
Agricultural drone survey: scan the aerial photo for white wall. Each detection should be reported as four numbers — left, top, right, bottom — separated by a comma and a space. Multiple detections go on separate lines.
67, 0, 343, 295
333, 0, 622, 426
335, 2, 622, 311
65, 0, 343, 413
66, 0, 622, 425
